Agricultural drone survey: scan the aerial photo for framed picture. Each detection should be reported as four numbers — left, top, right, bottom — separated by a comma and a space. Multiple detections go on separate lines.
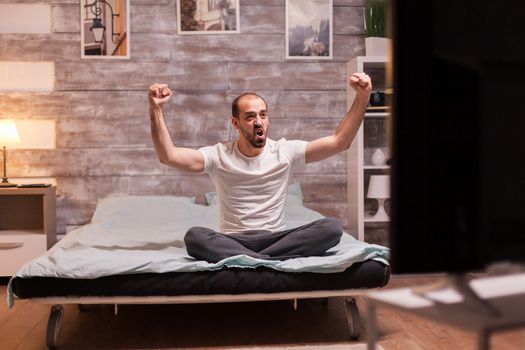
286, 0, 333, 60
80, 0, 130, 59
177, 0, 240, 35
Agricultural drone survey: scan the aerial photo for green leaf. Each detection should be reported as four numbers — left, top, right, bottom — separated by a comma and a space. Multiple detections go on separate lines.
364, 0, 388, 37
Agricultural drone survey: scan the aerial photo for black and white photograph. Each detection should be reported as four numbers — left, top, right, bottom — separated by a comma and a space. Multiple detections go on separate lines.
286, 0, 333, 59
177, 0, 240, 34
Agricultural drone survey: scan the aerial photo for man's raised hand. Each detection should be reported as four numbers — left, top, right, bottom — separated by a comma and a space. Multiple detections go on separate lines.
148, 83, 172, 108
349, 72, 372, 99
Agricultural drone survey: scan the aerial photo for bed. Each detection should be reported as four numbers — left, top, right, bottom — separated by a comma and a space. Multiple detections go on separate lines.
8, 184, 390, 348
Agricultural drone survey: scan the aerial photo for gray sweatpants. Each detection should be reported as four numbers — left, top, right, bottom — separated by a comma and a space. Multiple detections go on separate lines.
184, 217, 343, 263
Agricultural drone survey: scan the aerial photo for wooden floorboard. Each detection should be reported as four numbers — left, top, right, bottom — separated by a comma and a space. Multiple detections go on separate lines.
369, 276, 525, 350
1, 276, 524, 349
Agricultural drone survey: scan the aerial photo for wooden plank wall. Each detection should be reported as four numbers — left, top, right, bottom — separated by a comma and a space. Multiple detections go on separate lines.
0, 0, 365, 235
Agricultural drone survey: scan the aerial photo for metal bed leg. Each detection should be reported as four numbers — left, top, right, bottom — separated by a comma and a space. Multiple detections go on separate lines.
477, 329, 490, 350
46, 305, 64, 349
345, 297, 362, 340
367, 302, 378, 350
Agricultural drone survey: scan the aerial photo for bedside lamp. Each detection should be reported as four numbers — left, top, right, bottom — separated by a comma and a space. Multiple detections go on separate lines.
367, 175, 390, 221
0, 119, 21, 187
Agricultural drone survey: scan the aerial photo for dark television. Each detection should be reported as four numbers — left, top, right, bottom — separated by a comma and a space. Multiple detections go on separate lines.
390, 0, 525, 274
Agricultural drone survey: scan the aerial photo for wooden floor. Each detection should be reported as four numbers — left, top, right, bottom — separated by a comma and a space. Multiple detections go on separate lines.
1, 276, 524, 350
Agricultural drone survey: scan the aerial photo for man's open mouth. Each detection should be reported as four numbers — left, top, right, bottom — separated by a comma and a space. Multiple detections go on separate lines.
251, 127, 266, 147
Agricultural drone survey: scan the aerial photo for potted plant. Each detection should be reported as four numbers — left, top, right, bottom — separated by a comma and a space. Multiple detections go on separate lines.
364, 0, 390, 56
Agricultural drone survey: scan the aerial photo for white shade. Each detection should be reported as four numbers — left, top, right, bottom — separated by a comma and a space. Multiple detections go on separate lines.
92, 26, 104, 43
0, 119, 21, 145
367, 175, 390, 199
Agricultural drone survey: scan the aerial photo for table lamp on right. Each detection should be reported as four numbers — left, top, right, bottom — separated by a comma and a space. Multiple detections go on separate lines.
367, 174, 390, 221
0, 119, 21, 188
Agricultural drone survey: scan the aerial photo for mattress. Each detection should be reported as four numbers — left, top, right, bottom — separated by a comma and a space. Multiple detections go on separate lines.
11, 260, 390, 299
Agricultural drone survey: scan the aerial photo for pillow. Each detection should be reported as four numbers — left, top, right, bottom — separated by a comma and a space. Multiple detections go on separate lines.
286, 182, 304, 205
205, 183, 304, 206
204, 191, 218, 206
91, 195, 197, 226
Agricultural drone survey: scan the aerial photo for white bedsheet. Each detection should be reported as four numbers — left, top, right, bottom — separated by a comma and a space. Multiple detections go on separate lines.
7, 193, 389, 308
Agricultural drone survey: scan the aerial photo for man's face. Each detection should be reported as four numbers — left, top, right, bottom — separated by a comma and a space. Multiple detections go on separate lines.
233, 95, 269, 149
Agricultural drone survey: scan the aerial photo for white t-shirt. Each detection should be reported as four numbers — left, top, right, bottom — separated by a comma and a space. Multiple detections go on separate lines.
199, 138, 308, 234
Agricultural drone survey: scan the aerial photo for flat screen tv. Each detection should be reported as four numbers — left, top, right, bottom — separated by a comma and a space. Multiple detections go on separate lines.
390, 0, 525, 274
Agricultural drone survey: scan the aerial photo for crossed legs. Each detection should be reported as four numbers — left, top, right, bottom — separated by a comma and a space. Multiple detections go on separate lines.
184, 217, 343, 263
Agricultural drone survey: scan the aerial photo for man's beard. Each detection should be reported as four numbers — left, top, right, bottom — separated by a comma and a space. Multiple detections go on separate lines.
240, 125, 267, 148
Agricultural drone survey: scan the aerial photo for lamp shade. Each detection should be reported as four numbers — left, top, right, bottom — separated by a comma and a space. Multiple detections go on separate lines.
0, 119, 21, 145
91, 18, 105, 43
367, 175, 390, 199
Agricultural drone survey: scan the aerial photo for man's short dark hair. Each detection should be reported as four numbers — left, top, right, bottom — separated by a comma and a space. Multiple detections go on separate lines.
231, 93, 268, 119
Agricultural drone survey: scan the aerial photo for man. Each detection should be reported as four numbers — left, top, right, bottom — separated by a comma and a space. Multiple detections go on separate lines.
148, 73, 371, 262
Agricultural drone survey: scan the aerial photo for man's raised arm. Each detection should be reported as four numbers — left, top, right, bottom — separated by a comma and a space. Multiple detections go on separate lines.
305, 72, 372, 164
149, 83, 205, 173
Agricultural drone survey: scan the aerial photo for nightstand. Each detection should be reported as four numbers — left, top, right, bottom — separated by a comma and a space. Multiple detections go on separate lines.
0, 186, 56, 276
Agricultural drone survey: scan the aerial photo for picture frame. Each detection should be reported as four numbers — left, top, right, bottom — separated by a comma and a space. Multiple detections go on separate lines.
285, 0, 333, 60
177, 0, 240, 35
80, 0, 130, 59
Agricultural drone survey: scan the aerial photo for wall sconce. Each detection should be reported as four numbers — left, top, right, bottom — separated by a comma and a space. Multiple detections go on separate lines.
84, 0, 120, 44
0, 120, 21, 188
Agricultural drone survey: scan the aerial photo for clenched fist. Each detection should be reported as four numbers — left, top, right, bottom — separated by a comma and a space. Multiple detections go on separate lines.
349, 72, 372, 100
148, 83, 172, 108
